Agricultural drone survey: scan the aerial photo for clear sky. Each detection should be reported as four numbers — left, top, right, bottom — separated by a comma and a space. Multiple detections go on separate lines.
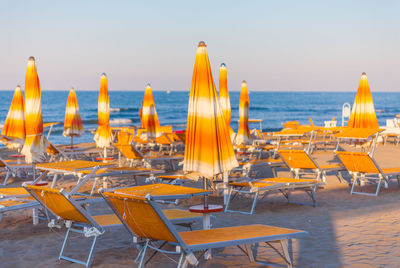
0, 1, 399, 91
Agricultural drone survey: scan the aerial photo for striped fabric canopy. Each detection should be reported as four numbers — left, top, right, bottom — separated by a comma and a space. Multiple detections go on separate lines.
1, 85, 26, 149
218, 63, 231, 126
94, 73, 113, 148
63, 88, 84, 137
183, 41, 238, 178
347, 72, 379, 129
141, 84, 161, 140
235, 80, 252, 145
21, 57, 48, 163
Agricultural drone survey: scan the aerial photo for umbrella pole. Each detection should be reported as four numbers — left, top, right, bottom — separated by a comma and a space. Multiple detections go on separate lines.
203, 177, 208, 209
223, 172, 229, 205
103, 147, 107, 162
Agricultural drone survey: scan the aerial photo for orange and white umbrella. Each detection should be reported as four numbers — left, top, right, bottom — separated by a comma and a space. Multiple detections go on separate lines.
141, 84, 161, 141
184, 41, 238, 179
347, 72, 379, 129
94, 73, 113, 148
21, 57, 48, 163
1, 85, 26, 149
234, 80, 252, 145
218, 63, 231, 126
63, 87, 84, 145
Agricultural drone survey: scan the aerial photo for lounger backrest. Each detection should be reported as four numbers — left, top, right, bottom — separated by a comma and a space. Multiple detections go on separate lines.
159, 125, 173, 134
278, 150, 318, 169
283, 121, 299, 129
175, 132, 186, 144
26, 185, 90, 224
103, 192, 178, 243
114, 143, 143, 160
336, 151, 380, 173
46, 142, 60, 155
156, 133, 174, 145
117, 130, 134, 145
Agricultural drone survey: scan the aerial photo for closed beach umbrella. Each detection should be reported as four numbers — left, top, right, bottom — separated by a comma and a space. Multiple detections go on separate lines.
347, 72, 379, 129
235, 80, 252, 145
1, 85, 26, 149
141, 84, 161, 141
21, 57, 47, 163
218, 63, 231, 126
94, 73, 113, 149
184, 41, 238, 182
63, 87, 84, 146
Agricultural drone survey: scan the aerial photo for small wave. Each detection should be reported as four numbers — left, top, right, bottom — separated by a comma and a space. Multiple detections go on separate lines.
82, 119, 98, 124
110, 107, 139, 113
376, 109, 385, 113
110, 118, 133, 125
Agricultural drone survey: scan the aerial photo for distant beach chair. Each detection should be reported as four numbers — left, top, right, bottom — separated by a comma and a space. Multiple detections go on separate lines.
278, 149, 345, 183
337, 151, 400, 196
0, 197, 39, 223
102, 190, 306, 268
0, 157, 33, 185
225, 177, 320, 214
113, 143, 183, 170
24, 184, 202, 267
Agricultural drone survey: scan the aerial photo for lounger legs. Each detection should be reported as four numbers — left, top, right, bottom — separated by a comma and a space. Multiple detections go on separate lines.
280, 239, 293, 268
350, 173, 384, 197
59, 226, 98, 267
225, 186, 260, 215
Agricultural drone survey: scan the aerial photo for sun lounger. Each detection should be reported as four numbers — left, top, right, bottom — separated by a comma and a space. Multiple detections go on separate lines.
278, 149, 345, 182
113, 143, 183, 170
0, 187, 30, 198
0, 196, 40, 223
25, 185, 202, 267
337, 151, 400, 196
0, 157, 33, 185
102, 190, 306, 268
34, 160, 115, 194
225, 177, 320, 214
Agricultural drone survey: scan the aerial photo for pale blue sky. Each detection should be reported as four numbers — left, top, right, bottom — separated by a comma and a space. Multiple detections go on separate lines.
0, 1, 399, 91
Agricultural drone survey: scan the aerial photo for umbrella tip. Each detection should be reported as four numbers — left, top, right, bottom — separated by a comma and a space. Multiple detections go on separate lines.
71, 87, 74, 91
242, 80, 247, 83
146, 83, 151, 88
28, 56, 35, 62
101, 73, 107, 77
362, 72, 367, 76
198, 41, 206, 47
16, 85, 21, 90
220, 63, 226, 67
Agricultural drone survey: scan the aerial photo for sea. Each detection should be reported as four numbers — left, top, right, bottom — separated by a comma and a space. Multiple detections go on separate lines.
0, 91, 398, 145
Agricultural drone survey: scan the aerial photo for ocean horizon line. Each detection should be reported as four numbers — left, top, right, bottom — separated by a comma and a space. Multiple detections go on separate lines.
0, 89, 399, 93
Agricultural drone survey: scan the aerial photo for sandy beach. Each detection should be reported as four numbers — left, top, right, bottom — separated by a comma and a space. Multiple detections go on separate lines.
1, 143, 400, 267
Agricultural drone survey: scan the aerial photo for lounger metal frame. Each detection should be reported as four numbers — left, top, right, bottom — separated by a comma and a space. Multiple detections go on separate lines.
104, 192, 305, 268
337, 151, 400, 196
278, 149, 344, 183
225, 181, 318, 215
0, 157, 33, 185
25, 187, 107, 267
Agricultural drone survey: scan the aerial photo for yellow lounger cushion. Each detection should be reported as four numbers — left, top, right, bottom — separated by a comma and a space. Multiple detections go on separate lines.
179, 224, 302, 246
260, 178, 317, 184
0, 187, 29, 196
36, 160, 111, 172
0, 199, 29, 207
114, 183, 209, 198
229, 181, 280, 188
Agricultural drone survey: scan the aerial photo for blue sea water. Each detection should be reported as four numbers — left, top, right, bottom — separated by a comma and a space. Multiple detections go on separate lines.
0, 90, 399, 145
